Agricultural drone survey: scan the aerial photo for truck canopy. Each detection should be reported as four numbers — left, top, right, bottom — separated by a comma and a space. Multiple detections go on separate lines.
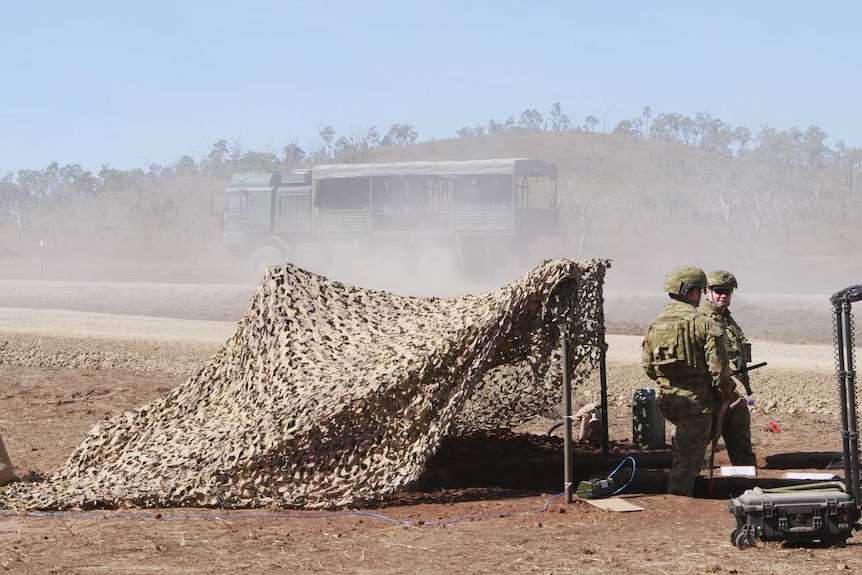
311, 158, 556, 181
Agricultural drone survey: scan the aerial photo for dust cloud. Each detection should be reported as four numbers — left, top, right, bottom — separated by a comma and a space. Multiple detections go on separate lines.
0, 195, 857, 343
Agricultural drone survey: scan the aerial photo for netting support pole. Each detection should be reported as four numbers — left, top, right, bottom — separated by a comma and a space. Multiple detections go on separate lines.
561, 330, 574, 504
599, 339, 609, 456
831, 284, 862, 514
840, 300, 861, 506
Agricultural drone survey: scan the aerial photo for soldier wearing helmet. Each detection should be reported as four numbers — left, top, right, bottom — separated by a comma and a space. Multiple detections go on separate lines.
642, 266, 734, 496
699, 270, 756, 468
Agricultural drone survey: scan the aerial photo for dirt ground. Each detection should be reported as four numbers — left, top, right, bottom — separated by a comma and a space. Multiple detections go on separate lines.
0, 264, 860, 574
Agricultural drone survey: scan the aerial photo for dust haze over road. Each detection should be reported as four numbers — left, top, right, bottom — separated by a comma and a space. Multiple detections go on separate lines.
0, 250, 844, 431
0, 263, 838, 347
0, 250, 843, 371
0, 268, 844, 430
0, 224, 851, 351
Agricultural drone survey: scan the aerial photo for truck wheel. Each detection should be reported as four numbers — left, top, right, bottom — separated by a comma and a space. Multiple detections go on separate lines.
248, 247, 284, 276
414, 246, 459, 292
417, 246, 459, 275
370, 246, 410, 273
730, 529, 738, 547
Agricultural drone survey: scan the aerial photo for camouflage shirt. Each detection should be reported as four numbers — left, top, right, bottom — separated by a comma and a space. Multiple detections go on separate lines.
641, 300, 733, 417
698, 300, 752, 384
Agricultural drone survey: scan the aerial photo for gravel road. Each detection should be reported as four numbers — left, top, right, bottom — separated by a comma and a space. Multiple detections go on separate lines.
0, 278, 848, 416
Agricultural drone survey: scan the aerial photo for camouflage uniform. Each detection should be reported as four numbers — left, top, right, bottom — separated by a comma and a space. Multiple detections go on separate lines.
642, 267, 733, 496
699, 272, 756, 467
0, 435, 15, 486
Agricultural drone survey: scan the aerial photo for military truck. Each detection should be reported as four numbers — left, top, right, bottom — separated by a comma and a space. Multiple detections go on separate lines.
217, 158, 559, 275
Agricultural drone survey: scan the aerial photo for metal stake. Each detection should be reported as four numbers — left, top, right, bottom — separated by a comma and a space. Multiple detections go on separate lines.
561, 329, 573, 504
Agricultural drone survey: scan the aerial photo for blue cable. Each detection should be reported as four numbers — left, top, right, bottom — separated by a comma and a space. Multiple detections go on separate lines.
608, 455, 637, 496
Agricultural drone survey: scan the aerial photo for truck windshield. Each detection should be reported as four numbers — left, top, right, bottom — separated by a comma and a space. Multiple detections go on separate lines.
225, 192, 251, 214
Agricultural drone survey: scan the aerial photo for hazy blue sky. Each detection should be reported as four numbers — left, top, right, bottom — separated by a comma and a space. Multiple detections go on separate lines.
1, 0, 859, 175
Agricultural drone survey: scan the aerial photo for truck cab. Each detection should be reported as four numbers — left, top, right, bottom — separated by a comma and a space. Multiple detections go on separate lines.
220, 171, 312, 250
220, 172, 281, 247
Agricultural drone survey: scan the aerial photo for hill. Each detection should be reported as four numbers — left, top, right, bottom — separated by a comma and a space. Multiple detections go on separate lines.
1, 129, 861, 294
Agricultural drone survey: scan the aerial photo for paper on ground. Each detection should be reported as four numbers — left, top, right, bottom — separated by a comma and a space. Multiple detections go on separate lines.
581, 497, 644, 512
783, 472, 840, 480
720, 466, 757, 477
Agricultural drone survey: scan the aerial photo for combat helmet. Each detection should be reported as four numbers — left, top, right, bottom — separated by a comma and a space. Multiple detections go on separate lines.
706, 270, 738, 289
663, 266, 707, 296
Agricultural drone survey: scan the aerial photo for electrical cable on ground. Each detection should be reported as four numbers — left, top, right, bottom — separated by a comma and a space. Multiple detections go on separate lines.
574, 456, 637, 499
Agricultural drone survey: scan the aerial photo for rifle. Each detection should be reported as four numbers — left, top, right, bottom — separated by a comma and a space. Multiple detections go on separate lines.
729, 361, 768, 409
708, 361, 768, 494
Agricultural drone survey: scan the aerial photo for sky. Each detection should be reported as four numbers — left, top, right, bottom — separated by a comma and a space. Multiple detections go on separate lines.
2, 0, 861, 176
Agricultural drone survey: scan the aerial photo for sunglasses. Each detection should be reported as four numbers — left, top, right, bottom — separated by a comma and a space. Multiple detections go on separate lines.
711, 287, 733, 296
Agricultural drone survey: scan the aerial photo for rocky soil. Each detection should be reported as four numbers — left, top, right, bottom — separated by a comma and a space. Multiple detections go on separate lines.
0, 272, 858, 574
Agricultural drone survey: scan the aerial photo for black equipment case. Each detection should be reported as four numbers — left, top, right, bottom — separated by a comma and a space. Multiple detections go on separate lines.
728, 285, 862, 548
729, 487, 856, 548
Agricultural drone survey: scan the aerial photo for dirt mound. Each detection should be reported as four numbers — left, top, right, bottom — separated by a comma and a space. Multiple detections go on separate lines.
2, 258, 610, 510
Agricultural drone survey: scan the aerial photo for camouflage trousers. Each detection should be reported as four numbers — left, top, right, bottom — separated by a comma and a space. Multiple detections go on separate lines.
704, 400, 756, 468
723, 398, 756, 467
0, 435, 15, 486
667, 414, 712, 496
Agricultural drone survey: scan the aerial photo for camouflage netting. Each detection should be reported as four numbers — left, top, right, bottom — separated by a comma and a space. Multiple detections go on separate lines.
2, 258, 611, 511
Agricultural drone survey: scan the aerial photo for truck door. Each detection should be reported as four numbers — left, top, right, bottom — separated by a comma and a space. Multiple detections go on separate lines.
274, 186, 312, 235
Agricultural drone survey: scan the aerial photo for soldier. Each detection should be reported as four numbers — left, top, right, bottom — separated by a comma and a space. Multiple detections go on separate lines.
0, 434, 15, 486
699, 270, 756, 467
642, 266, 733, 496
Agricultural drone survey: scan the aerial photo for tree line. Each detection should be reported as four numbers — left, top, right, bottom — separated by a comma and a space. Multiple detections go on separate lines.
2, 103, 862, 253
4, 103, 861, 206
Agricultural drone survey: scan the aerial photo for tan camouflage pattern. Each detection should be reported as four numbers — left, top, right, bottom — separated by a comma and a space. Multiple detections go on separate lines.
662, 266, 707, 295
1, 258, 610, 510
699, 300, 751, 377
642, 299, 733, 496
718, 402, 755, 467
699, 300, 756, 467
706, 270, 738, 289
0, 436, 16, 486
668, 414, 712, 495
641, 301, 733, 419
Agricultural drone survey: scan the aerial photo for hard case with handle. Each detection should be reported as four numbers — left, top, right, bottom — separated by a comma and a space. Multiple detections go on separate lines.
728, 488, 856, 548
